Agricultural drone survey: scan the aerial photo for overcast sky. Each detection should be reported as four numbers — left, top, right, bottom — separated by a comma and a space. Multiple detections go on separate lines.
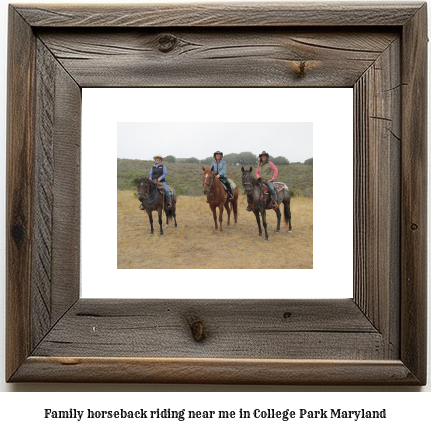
117, 122, 313, 163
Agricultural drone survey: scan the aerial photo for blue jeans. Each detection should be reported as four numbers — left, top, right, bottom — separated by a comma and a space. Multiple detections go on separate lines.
162, 182, 172, 204
266, 181, 277, 202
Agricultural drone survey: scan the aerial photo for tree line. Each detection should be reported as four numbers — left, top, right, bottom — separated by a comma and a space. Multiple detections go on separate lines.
162, 152, 312, 166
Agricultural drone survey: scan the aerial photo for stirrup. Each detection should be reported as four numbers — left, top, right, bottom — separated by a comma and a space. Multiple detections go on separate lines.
246, 205, 252, 212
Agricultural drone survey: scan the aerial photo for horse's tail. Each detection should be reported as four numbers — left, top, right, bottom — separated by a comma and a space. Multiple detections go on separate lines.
165, 209, 173, 222
282, 191, 291, 227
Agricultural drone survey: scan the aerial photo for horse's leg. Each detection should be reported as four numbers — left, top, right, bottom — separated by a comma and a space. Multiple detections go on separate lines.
147, 211, 154, 235
224, 200, 231, 227
218, 203, 224, 235
211, 205, 218, 232
254, 211, 262, 237
274, 208, 281, 233
262, 209, 269, 241
165, 210, 169, 227
233, 193, 238, 224
158, 209, 164, 236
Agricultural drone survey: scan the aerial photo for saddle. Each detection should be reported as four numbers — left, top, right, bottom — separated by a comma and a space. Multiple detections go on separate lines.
260, 180, 288, 210
261, 180, 288, 193
155, 182, 174, 196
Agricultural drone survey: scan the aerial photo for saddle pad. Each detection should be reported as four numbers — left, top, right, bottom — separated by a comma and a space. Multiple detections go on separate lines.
274, 182, 288, 192
221, 179, 237, 191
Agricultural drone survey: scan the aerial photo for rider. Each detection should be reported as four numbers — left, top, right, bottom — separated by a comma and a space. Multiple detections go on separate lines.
210, 150, 234, 200
149, 154, 172, 209
256, 151, 278, 210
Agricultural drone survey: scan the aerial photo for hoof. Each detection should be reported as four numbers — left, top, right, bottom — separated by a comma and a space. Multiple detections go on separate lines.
288, 230, 292, 233
165, 224, 168, 227
265, 238, 269, 242
219, 233, 224, 237
274, 230, 280, 234
160, 234, 164, 237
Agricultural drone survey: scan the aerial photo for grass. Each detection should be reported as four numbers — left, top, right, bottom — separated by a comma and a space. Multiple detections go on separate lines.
118, 159, 313, 197
118, 191, 313, 269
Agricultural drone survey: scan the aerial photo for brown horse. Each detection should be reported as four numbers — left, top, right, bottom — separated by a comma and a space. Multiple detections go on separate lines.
136, 176, 177, 236
202, 166, 238, 236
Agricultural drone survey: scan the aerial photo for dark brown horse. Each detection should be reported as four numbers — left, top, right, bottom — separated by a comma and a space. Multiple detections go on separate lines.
241, 166, 292, 241
202, 166, 238, 236
136, 176, 177, 236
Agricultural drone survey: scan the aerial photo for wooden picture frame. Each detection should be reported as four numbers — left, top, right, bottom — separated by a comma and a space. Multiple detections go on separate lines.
6, 2, 427, 385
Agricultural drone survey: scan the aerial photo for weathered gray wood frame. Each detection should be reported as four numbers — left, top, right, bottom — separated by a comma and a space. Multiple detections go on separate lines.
6, 2, 427, 384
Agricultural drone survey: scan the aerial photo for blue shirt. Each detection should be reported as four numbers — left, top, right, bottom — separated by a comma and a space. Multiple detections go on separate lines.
149, 164, 167, 181
210, 160, 226, 177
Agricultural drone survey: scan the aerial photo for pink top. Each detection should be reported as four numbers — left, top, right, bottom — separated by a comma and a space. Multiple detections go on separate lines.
256, 162, 278, 180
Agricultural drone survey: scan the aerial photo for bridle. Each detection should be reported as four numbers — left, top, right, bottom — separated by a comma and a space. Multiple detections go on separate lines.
138, 178, 159, 204
203, 171, 222, 201
242, 172, 265, 211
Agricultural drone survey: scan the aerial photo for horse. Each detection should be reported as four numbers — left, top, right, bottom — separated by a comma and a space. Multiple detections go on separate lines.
202, 166, 239, 236
136, 176, 177, 236
241, 166, 292, 241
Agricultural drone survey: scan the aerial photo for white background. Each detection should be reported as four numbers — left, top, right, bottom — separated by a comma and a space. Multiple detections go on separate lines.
0, 0, 429, 421
82, 87, 352, 299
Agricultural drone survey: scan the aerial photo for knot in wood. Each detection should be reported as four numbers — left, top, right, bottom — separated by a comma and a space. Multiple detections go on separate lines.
157, 34, 178, 53
11, 222, 25, 245
186, 314, 206, 342
295, 61, 307, 78
411, 223, 419, 231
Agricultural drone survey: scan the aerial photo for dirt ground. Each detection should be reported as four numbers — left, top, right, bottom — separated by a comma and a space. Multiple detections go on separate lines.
117, 191, 313, 269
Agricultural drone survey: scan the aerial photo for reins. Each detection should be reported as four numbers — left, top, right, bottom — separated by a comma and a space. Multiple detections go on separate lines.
138, 179, 159, 204
203, 172, 222, 202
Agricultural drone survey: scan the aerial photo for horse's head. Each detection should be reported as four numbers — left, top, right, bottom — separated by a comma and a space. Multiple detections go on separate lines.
241, 166, 254, 195
136, 176, 151, 202
202, 167, 215, 195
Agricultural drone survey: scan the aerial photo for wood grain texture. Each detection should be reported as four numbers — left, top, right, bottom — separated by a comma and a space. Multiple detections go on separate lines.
32, 39, 81, 347
400, 3, 428, 384
6, 2, 427, 385
6, 7, 36, 381
37, 29, 398, 88
14, 2, 424, 27
12, 357, 420, 385
32, 299, 383, 359
353, 38, 401, 358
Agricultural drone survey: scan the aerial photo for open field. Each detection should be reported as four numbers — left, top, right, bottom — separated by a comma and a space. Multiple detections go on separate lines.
118, 191, 313, 269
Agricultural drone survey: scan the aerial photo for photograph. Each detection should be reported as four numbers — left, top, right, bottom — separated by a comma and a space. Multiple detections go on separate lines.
117, 122, 313, 270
